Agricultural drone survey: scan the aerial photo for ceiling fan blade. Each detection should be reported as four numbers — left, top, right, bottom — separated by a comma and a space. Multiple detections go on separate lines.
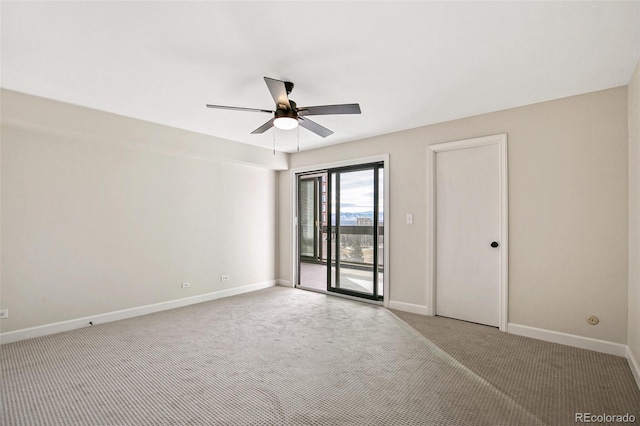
297, 103, 361, 116
206, 104, 274, 114
251, 118, 275, 134
264, 77, 291, 109
298, 117, 334, 138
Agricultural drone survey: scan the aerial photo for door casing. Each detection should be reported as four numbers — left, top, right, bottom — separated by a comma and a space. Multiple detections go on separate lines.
427, 134, 509, 331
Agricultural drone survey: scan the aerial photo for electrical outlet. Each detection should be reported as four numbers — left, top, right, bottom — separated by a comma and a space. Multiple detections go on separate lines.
586, 315, 599, 325
181, 282, 191, 289
0, 309, 8, 319
220, 275, 229, 282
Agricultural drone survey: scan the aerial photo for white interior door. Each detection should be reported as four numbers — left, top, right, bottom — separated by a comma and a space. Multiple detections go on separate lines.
434, 142, 503, 327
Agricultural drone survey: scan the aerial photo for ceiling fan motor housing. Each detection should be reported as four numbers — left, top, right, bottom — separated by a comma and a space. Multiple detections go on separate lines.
276, 100, 298, 119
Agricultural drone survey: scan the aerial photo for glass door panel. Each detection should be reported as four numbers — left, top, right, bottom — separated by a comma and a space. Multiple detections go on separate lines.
298, 175, 326, 290
328, 166, 381, 299
329, 173, 338, 288
299, 179, 316, 259
378, 167, 384, 297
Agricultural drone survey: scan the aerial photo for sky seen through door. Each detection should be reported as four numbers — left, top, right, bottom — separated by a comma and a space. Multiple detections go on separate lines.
334, 169, 384, 224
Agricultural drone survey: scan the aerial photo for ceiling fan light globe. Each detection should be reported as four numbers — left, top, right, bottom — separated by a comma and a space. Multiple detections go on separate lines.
274, 117, 298, 130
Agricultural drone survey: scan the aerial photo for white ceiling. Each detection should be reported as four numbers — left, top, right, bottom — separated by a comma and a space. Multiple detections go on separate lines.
2, 1, 639, 153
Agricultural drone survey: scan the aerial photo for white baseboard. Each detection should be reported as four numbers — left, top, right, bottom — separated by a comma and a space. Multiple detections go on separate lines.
0, 280, 276, 344
507, 323, 627, 357
201, 280, 275, 301
276, 279, 293, 287
388, 300, 431, 316
627, 346, 640, 390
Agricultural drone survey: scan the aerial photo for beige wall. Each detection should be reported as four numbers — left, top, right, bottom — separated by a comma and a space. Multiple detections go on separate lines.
629, 59, 640, 367
0, 90, 283, 333
280, 87, 629, 344
1, 85, 632, 348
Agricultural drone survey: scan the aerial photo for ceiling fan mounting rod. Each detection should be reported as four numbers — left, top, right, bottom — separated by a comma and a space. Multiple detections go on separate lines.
284, 81, 294, 95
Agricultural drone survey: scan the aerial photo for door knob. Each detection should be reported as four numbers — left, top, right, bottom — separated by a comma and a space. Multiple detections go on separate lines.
491, 241, 499, 248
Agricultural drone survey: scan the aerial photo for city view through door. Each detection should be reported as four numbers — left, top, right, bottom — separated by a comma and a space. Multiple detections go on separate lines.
297, 163, 384, 301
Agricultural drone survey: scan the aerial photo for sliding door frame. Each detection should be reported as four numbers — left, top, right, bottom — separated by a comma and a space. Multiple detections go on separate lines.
327, 163, 382, 301
290, 154, 390, 308
297, 174, 323, 264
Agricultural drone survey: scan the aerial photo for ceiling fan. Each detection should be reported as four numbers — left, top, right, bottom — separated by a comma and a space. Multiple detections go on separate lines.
206, 77, 361, 138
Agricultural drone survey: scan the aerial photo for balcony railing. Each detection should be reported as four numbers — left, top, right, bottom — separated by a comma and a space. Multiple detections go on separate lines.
300, 225, 383, 270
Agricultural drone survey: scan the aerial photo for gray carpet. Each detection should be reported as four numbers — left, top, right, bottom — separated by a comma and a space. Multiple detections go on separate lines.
391, 310, 640, 425
0, 287, 635, 425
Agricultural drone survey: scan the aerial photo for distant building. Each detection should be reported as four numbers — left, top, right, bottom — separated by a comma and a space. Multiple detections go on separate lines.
356, 217, 373, 226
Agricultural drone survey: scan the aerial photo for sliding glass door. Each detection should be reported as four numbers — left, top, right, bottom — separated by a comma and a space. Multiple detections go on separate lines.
297, 163, 384, 301
328, 164, 383, 300
297, 174, 327, 290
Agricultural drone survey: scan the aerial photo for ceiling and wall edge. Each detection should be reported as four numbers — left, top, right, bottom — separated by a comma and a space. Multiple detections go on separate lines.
0, 89, 289, 171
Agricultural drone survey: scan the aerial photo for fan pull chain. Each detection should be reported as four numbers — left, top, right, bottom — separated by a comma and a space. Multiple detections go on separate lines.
297, 125, 300, 152
273, 130, 276, 155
